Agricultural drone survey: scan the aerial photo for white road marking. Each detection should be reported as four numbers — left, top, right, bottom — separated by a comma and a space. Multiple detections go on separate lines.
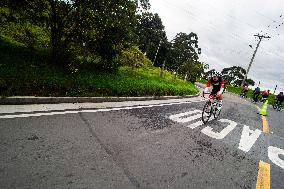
201, 119, 237, 140
0, 97, 205, 114
186, 117, 215, 129
238, 125, 262, 152
0, 99, 205, 119
169, 110, 202, 123
169, 109, 201, 120
268, 146, 284, 170
169, 109, 284, 170
0, 111, 80, 119
186, 121, 203, 129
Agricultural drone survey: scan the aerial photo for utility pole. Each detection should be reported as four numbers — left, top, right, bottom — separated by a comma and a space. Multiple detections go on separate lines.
153, 39, 162, 65
241, 34, 270, 87
273, 84, 278, 95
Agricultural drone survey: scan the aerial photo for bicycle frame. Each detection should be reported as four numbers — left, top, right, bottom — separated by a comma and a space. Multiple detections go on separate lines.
202, 92, 221, 123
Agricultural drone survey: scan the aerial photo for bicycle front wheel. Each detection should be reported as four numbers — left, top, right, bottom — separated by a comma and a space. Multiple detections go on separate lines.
202, 101, 212, 123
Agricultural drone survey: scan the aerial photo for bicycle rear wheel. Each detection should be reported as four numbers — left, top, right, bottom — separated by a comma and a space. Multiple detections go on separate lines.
202, 101, 212, 123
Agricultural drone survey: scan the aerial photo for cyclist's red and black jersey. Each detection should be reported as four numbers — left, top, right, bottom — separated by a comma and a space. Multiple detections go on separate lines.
242, 85, 249, 92
261, 90, 269, 98
206, 77, 225, 94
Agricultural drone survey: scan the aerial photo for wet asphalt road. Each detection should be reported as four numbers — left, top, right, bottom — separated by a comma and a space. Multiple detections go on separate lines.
0, 94, 284, 189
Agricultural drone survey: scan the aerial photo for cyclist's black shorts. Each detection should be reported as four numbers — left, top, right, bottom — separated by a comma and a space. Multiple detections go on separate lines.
211, 88, 223, 96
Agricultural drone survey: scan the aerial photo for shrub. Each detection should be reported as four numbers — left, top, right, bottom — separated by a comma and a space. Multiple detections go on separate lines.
117, 46, 152, 68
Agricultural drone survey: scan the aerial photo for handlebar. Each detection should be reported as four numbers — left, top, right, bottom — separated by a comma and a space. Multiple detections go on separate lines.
202, 91, 212, 98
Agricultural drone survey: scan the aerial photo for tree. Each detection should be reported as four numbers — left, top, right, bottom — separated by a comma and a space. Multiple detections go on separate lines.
136, 12, 168, 66
75, 0, 139, 71
166, 32, 200, 71
221, 66, 255, 86
200, 62, 209, 78
1, 0, 150, 72
245, 79, 255, 86
179, 60, 203, 83
1, 0, 77, 66
165, 32, 201, 82
204, 69, 217, 79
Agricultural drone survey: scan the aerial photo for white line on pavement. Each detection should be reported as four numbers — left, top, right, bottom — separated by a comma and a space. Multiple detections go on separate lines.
0, 99, 206, 119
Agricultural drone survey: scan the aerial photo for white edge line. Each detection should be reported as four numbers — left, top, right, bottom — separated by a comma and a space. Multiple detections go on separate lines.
0, 98, 206, 119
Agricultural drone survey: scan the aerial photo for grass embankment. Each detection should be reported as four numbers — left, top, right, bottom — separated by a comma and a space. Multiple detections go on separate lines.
0, 37, 198, 97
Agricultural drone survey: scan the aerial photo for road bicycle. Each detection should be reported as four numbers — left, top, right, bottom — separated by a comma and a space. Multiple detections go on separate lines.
202, 92, 222, 124
260, 96, 268, 103
273, 100, 282, 111
240, 91, 248, 98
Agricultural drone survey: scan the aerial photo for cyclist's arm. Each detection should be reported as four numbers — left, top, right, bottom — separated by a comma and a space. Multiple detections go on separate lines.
204, 80, 211, 93
219, 80, 225, 94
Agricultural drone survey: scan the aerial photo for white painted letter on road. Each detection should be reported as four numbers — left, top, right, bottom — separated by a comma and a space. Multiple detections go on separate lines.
201, 119, 237, 140
268, 146, 284, 170
238, 125, 262, 152
169, 110, 202, 123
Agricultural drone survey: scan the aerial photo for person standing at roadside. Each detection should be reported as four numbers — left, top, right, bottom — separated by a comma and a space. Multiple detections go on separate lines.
253, 86, 261, 102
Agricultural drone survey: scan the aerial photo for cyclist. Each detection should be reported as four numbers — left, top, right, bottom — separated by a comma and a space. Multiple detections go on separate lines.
261, 89, 270, 102
275, 92, 284, 107
203, 72, 225, 110
240, 83, 249, 98
253, 86, 261, 102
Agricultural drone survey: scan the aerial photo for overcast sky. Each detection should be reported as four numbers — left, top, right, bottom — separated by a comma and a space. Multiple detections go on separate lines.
149, 0, 284, 92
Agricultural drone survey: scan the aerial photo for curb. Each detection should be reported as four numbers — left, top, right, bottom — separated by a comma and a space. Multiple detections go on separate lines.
0, 94, 200, 105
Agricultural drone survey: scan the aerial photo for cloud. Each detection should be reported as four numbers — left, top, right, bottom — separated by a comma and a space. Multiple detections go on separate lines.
149, 0, 284, 90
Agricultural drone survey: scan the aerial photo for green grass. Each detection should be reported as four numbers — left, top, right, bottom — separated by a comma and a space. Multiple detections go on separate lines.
0, 13, 199, 97
0, 37, 198, 97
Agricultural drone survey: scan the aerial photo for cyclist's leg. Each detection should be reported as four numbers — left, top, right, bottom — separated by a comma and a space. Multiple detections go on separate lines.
255, 93, 260, 102
278, 100, 283, 107
209, 90, 217, 100
217, 93, 223, 100
217, 93, 223, 109
253, 92, 256, 101
244, 90, 248, 97
208, 91, 217, 109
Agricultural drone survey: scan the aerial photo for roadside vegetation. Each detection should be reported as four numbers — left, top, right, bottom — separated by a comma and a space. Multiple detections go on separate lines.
0, 1, 202, 97
197, 75, 281, 107
0, 36, 198, 97
197, 79, 280, 107
225, 85, 281, 107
